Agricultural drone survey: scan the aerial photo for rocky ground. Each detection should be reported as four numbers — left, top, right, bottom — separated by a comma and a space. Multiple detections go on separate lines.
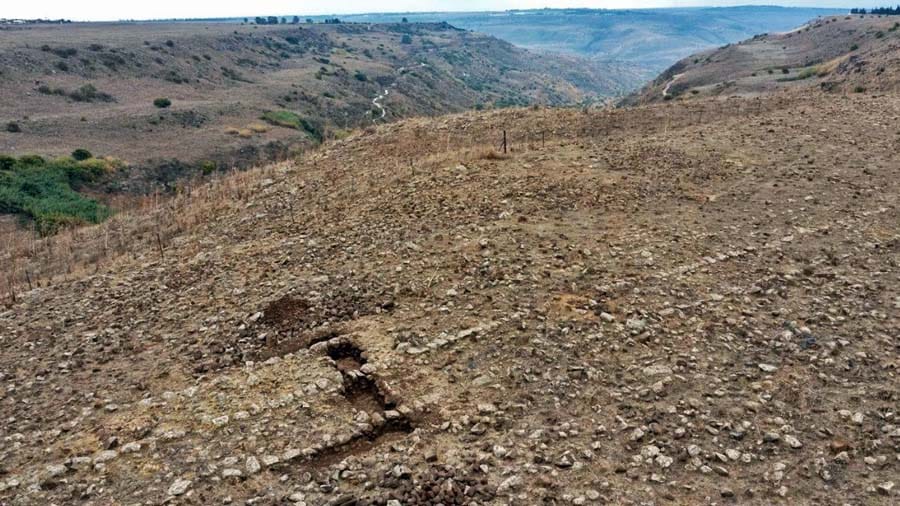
0, 91, 898, 505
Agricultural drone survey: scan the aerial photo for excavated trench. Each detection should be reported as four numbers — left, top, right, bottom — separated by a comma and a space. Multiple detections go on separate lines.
304, 339, 415, 469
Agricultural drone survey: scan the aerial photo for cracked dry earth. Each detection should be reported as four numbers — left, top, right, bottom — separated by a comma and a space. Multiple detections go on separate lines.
1, 92, 898, 506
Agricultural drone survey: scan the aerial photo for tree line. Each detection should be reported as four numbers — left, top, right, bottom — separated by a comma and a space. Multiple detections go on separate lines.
850, 6, 900, 15
247, 16, 343, 25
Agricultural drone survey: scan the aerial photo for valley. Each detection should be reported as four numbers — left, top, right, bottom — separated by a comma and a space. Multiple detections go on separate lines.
340, 7, 845, 74
0, 21, 629, 191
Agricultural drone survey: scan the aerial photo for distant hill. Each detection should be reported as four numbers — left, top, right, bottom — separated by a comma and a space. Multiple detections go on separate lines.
0, 21, 632, 191
334, 7, 845, 75
625, 13, 900, 105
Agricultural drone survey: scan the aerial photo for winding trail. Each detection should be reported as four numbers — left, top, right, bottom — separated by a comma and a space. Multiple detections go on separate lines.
663, 73, 685, 98
372, 89, 389, 122
368, 62, 428, 124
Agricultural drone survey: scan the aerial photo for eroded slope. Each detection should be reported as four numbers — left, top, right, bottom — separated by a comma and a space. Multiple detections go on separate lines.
1, 93, 898, 505
627, 14, 900, 104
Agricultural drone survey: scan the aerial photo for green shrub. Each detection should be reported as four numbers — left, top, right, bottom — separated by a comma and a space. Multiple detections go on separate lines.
854, 85, 866, 93
38, 84, 113, 102
261, 110, 323, 142
354, 70, 368, 82
777, 66, 820, 82
199, 160, 216, 175
262, 110, 303, 129
0, 155, 113, 234
0, 155, 14, 170
6, 122, 21, 133
56, 61, 71, 72
70, 84, 114, 102
71, 149, 93, 161
850, 43, 859, 51
153, 97, 172, 108
17, 154, 44, 166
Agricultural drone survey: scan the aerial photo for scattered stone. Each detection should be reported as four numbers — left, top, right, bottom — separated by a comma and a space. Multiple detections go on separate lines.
784, 435, 803, 449
246, 456, 261, 474
497, 475, 523, 495
168, 478, 192, 496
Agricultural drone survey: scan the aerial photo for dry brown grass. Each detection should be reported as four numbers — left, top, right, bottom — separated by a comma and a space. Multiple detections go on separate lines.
0, 96, 820, 307
477, 148, 510, 160
1, 165, 282, 306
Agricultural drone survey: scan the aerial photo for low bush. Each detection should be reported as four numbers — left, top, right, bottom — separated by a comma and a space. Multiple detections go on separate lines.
261, 110, 323, 142
153, 97, 172, 108
42, 46, 77, 58
0, 155, 119, 234
38, 83, 114, 102
70, 84, 114, 102
199, 160, 216, 175
6, 122, 21, 133
777, 66, 821, 82
71, 149, 93, 161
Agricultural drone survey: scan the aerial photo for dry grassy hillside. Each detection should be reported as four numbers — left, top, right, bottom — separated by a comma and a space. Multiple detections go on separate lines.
1, 87, 898, 504
0, 21, 627, 190
627, 14, 900, 104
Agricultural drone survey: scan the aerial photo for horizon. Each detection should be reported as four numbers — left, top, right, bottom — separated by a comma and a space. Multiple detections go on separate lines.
1, 2, 866, 23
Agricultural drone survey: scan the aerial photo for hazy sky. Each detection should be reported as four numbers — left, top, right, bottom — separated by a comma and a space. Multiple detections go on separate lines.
4, 1, 863, 22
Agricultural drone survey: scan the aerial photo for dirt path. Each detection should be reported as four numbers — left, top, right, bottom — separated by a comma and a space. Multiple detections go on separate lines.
369, 62, 428, 123
662, 72, 685, 98
371, 88, 389, 122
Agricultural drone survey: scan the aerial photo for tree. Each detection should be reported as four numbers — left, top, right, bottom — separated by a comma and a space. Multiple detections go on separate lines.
281, 17, 287, 24
267, 16, 278, 25
292, 16, 300, 24
402, 17, 409, 23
